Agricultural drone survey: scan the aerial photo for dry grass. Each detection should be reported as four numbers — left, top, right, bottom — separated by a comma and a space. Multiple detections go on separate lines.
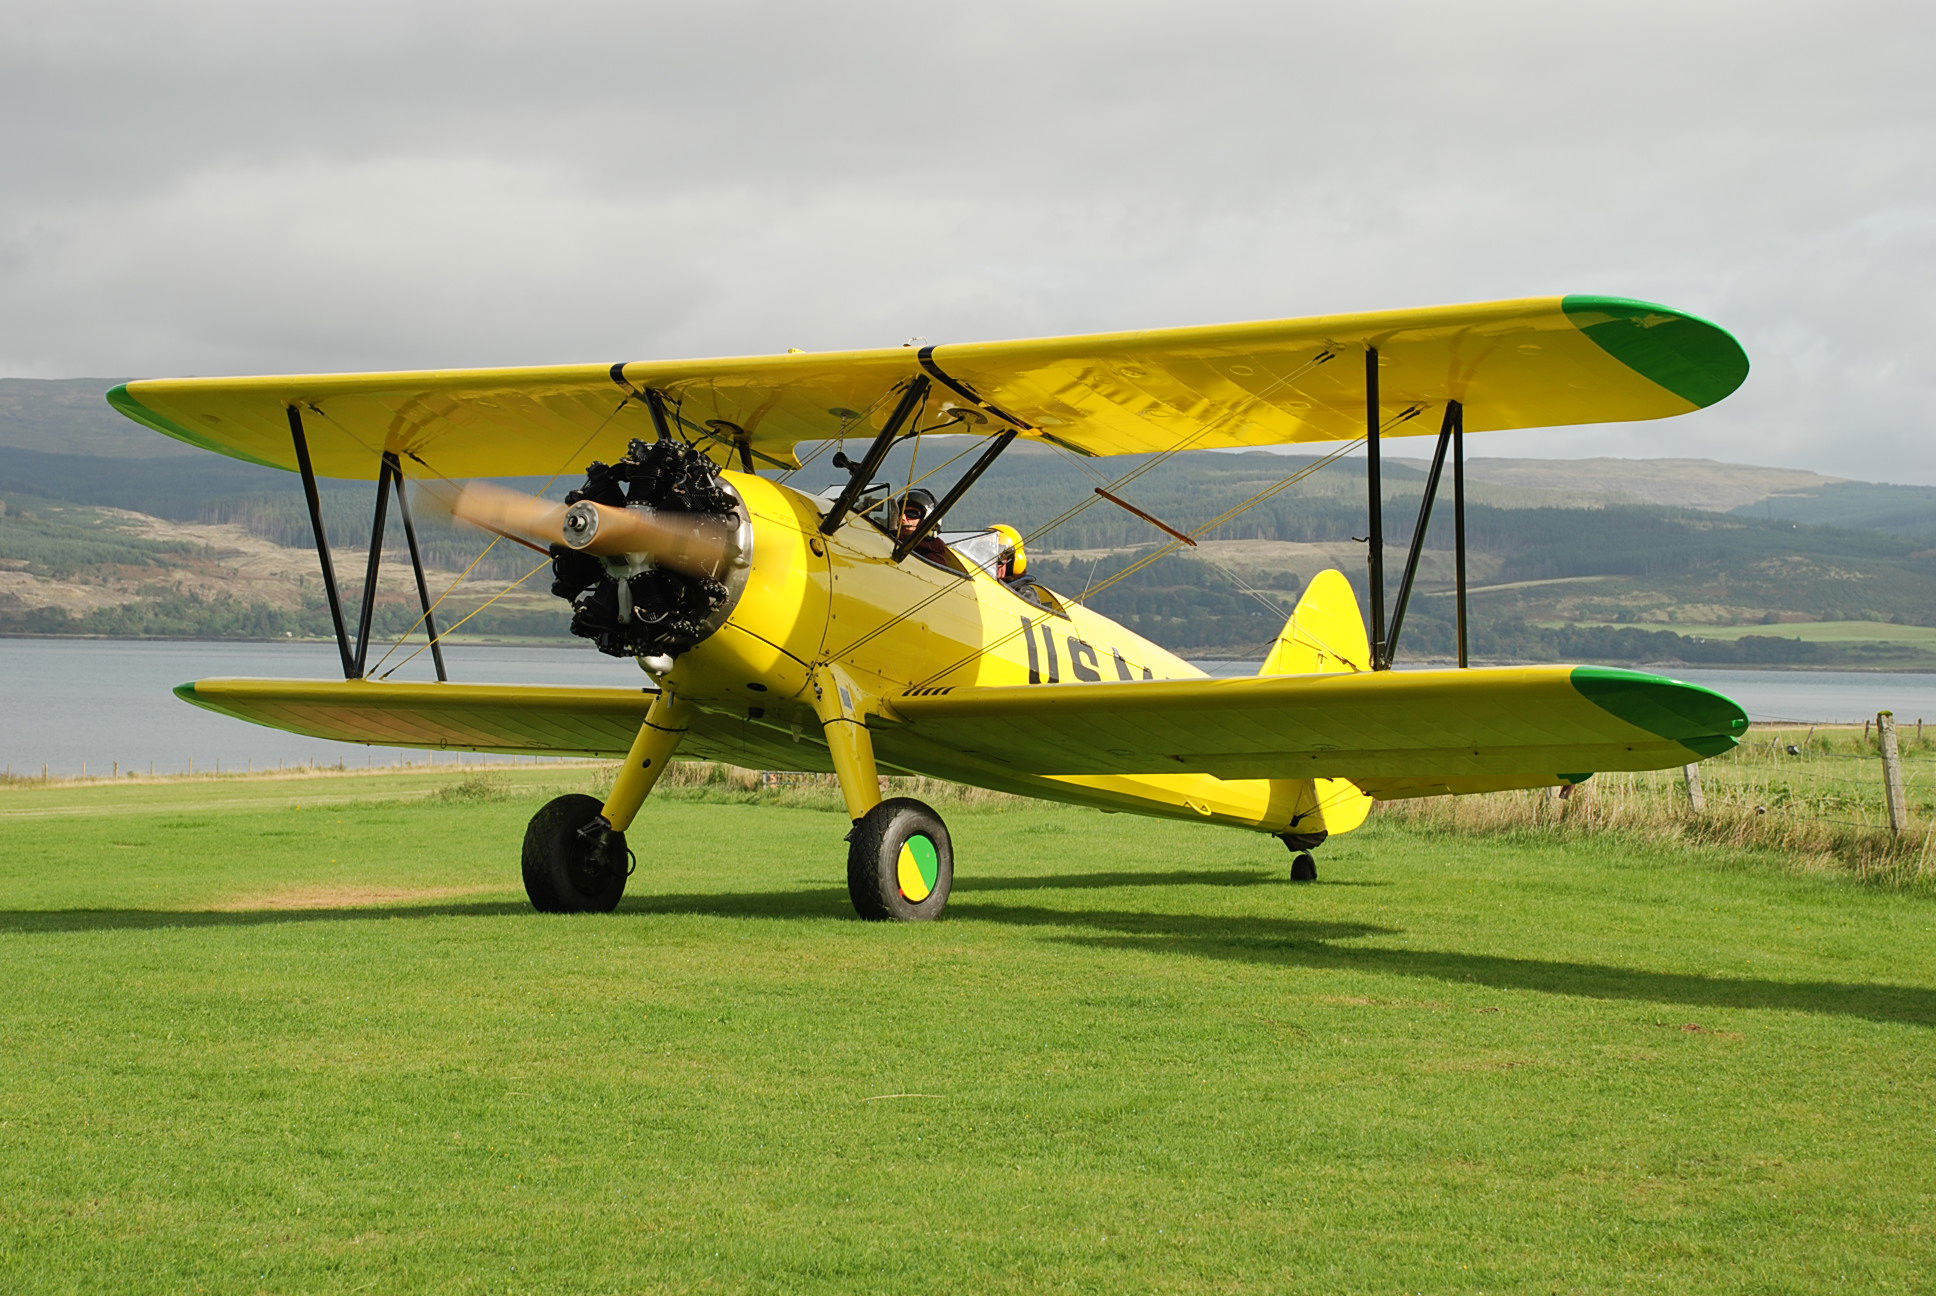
1383, 725, 1936, 890
0, 757, 600, 791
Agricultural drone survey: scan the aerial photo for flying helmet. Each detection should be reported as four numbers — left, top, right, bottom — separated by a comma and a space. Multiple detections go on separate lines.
990, 523, 1026, 576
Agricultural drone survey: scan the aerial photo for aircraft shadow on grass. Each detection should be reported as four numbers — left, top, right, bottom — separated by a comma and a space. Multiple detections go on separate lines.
7, 872, 1932, 1029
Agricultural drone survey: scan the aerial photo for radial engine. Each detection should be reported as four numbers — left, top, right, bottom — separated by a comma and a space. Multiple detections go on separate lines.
545, 439, 753, 661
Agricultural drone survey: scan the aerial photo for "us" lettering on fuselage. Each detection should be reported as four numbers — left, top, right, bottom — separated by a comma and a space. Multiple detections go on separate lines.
1019, 616, 1155, 684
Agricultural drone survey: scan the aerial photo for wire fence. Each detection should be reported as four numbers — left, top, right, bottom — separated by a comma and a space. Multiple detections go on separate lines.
1387, 710, 1936, 887
1697, 713, 1931, 832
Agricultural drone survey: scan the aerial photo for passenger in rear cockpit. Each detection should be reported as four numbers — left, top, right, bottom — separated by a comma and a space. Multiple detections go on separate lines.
991, 524, 1053, 610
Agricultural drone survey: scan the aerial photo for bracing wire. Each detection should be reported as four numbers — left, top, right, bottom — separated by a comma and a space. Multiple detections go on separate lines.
364, 393, 642, 672
377, 557, 552, 679
1078, 438, 1365, 604
823, 351, 1353, 672
907, 436, 1368, 688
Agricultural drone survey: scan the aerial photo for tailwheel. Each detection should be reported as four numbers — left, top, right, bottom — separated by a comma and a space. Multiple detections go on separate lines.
1278, 830, 1324, 883
523, 793, 630, 913
847, 797, 953, 921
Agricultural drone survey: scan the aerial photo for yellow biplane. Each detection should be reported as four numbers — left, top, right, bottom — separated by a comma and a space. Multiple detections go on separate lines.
108, 295, 1751, 919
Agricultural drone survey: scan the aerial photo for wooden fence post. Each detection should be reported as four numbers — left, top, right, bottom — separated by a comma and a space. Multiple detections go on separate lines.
1683, 763, 1706, 811
1879, 711, 1908, 836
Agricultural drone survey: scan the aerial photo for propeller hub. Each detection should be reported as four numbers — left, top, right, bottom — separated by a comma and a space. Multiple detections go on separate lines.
561, 501, 602, 550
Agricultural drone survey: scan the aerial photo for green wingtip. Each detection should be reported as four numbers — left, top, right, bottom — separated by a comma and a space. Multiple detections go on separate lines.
172, 681, 200, 704
1570, 666, 1750, 759
105, 383, 285, 468
1562, 295, 1750, 409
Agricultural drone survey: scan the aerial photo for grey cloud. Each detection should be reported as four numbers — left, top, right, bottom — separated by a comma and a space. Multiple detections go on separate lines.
5, 0, 1932, 480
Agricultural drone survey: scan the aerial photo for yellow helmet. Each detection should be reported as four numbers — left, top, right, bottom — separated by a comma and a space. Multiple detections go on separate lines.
990, 524, 1025, 576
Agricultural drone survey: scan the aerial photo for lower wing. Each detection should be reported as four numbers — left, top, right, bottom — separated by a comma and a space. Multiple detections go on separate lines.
171, 678, 829, 772
885, 665, 1746, 793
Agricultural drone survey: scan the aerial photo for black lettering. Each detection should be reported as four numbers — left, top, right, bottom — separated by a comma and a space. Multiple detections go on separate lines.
1022, 616, 1040, 684
1110, 648, 1135, 681
1069, 637, 1101, 681
1042, 627, 1060, 682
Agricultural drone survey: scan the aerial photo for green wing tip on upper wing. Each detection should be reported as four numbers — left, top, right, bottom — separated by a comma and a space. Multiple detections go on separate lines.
1561, 295, 1750, 410
105, 384, 285, 469
1570, 665, 1750, 759
173, 681, 200, 704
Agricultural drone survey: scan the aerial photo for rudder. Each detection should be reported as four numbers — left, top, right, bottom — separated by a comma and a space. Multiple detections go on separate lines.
1261, 569, 1375, 842
1261, 569, 1371, 676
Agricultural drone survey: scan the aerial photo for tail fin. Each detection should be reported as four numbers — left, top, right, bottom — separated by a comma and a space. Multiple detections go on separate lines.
1261, 569, 1371, 676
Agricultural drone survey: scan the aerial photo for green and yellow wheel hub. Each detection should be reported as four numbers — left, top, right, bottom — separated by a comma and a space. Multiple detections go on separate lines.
896, 834, 940, 903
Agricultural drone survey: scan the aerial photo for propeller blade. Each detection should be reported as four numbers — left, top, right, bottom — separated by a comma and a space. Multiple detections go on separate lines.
446, 481, 738, 576
448, 481, 568, 550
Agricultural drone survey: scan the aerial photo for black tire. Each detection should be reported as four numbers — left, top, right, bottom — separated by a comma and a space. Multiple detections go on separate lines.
846, 797, 953, 922
522, 793, 629, 913
1290, 851, 1319, 883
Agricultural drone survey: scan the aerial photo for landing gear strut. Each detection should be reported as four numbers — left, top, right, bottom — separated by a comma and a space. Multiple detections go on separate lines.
523, 690, 690, 915
810, 666, 956, 921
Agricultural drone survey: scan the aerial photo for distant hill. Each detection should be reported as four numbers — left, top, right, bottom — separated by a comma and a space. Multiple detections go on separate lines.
1729, 480, 1936, 543
1407, 456, 1843, 513
0, 378, 198, 459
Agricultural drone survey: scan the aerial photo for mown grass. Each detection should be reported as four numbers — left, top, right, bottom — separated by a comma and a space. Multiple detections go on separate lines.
1, 768, 1933, 1294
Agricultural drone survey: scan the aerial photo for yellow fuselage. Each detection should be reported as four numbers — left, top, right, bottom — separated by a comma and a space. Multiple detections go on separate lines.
661, 472, 1369, 839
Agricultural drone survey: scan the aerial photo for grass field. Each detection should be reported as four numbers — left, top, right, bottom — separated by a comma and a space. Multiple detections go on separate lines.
3, 766, 1933, 1293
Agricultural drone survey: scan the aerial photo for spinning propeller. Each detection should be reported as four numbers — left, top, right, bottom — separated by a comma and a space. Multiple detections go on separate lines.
446, 480, 738, 577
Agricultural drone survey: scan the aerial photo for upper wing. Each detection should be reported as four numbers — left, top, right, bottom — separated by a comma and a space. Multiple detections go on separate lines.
107, 295, 1746, 479
884, 665, 1747, 791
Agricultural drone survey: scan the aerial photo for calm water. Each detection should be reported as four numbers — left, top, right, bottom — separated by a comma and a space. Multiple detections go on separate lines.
0, 638, 627, 777
5, 639, 1935, 777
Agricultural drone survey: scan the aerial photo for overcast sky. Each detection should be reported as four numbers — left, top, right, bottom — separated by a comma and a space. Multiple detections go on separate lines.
6, 1, 1930, 481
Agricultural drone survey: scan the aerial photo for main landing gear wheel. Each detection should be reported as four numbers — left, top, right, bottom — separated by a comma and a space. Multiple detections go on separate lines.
847, 797, 953, 922
523, 793, 630, 913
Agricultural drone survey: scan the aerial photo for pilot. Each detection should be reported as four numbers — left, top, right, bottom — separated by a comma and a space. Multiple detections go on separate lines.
897, 488, 952, 564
